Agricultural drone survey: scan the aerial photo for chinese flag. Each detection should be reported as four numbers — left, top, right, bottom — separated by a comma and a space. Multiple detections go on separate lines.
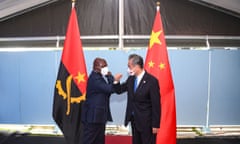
144, 8, 176, 144
53, 7, 88, 144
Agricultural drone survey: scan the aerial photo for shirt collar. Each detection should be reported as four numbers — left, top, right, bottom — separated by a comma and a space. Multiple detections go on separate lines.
136, 70, 145, 83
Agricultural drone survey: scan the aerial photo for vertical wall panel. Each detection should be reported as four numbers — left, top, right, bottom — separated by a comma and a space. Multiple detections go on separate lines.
170, 50, 209, 125
209, 50, 240, 125
18, 51, 58, 124
0, 53, 21, 123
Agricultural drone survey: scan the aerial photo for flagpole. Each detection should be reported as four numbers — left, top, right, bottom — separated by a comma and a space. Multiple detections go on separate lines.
118, 0, 124, 50
203, 35, 212, 134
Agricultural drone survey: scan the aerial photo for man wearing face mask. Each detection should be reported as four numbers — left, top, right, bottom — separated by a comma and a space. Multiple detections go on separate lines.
114, 54, 161, 144
81, 57, 115, 144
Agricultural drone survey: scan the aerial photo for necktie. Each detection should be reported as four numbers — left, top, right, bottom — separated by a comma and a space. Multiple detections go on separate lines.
134, 77, 138, 92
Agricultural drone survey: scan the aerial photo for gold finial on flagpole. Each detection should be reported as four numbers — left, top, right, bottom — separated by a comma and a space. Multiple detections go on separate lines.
72, 0, 76, 8
156, 1, 160, 11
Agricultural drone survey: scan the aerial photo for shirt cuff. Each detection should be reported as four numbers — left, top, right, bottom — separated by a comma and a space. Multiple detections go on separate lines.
113, 81, 119, 84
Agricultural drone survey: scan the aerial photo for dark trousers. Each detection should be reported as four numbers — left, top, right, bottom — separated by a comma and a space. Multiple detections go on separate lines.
131, 118, 156, 144
82, 122, 105, 144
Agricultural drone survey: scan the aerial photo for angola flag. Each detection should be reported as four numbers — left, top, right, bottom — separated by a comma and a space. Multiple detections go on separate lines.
52, 7, 87, 144
144, 7, 177, 144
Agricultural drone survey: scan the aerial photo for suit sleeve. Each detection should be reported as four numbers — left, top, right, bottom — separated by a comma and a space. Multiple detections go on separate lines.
93, 76, 115, 94
113, 78, 129, 94
106, 74, 114, 83
150, 78, 161, 128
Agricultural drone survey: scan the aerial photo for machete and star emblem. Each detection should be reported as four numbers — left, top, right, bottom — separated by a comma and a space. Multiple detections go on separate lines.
55, 75, 86, 115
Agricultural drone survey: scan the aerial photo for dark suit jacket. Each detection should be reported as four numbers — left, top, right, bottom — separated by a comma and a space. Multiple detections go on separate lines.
81, 71, 114, 124
114, 71, 161, 131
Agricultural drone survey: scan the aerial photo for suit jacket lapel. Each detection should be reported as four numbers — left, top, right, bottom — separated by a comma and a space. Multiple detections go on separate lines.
128, 76, 135, 96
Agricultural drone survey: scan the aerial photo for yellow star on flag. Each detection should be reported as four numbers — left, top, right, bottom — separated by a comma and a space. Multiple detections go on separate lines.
74, 72, 86, 84
159, 62, 165, 70
149, 30, 162, 48
148, 60, 155, 68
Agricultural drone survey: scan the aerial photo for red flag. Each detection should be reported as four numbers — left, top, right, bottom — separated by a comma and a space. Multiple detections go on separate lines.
53, 7, 88, 144
144, 8, 177, 144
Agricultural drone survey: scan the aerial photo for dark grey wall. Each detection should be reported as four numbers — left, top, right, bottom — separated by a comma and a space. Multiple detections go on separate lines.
0, 0, 240, 37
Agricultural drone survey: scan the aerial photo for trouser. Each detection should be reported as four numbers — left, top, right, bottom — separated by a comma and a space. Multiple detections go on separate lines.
82, 122, 105, 144
131, 118, 156, 144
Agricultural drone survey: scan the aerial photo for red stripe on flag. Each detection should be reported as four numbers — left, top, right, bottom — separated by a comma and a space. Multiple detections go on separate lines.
61, 8, 88, 94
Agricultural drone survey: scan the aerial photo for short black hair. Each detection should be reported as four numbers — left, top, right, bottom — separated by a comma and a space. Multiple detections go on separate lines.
128, 54, 144, 68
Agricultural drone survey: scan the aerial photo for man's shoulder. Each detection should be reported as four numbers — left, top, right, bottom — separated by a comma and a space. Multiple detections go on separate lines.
90, 71, 101, 77
89, 71, 103, 82
145, 71, 156, 79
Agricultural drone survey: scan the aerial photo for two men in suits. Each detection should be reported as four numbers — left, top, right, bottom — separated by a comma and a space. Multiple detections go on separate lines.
81, 58, 115, 144
114, 54, 161, 144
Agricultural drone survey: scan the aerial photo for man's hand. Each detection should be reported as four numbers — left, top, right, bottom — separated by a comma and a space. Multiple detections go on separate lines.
107, 71, 112, 76
152, 127, 158, 134
114, 73, 123, 82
